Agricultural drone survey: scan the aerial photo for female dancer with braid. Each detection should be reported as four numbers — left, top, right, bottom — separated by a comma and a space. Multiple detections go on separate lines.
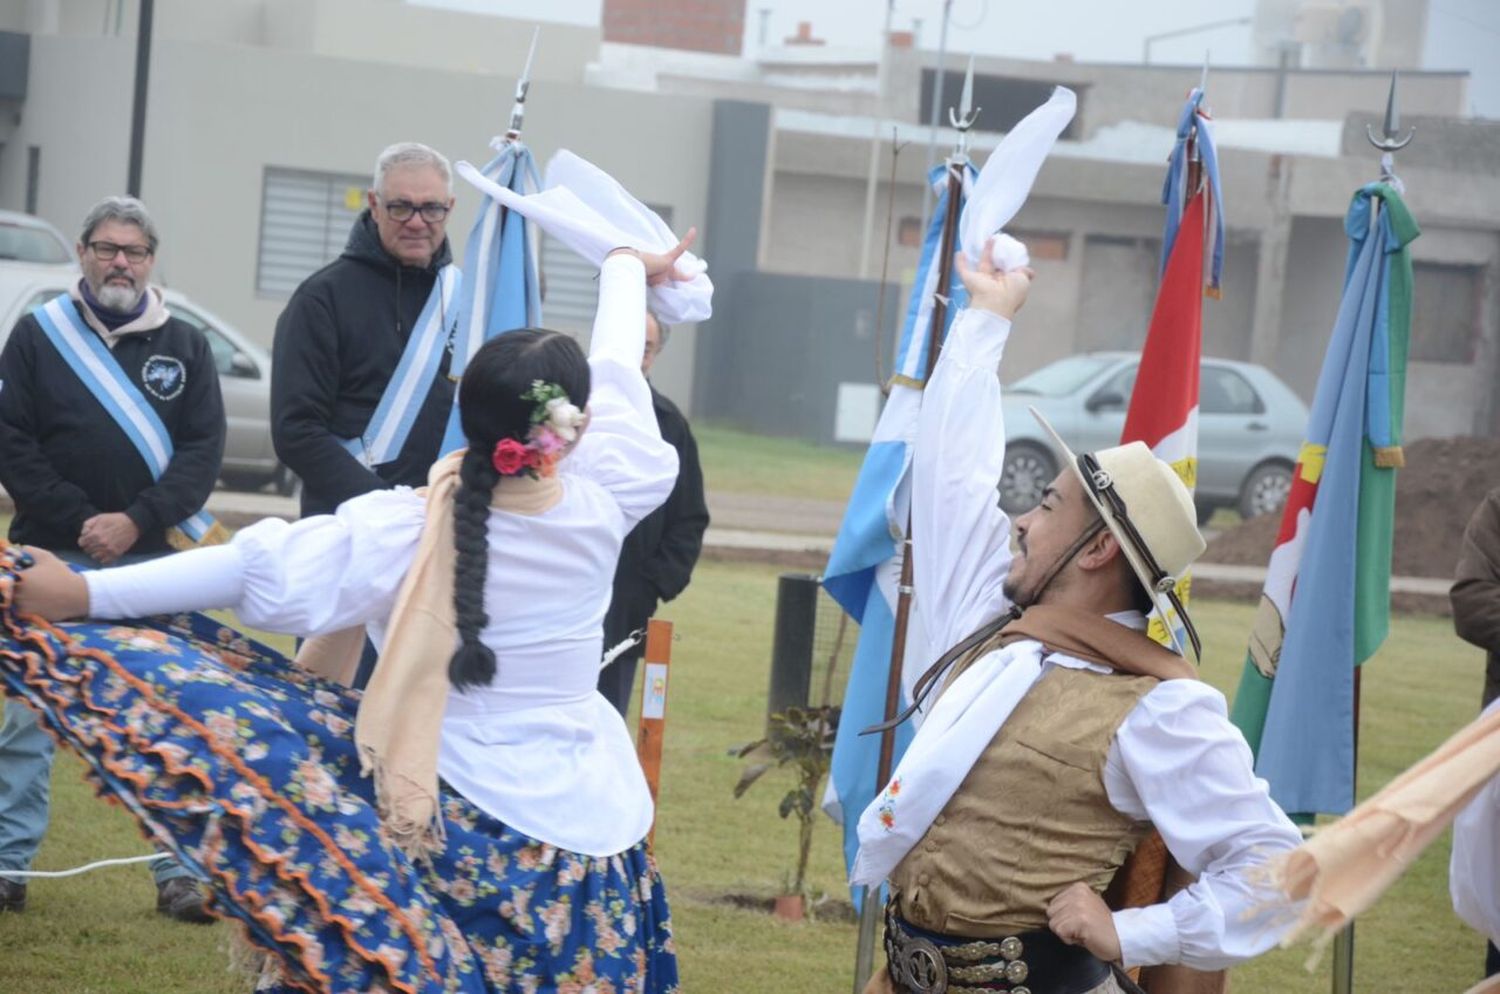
6, 238, 694, 994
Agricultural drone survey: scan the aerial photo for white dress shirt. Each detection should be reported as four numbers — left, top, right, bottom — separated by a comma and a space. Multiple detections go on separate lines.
1451, 698, 1500, 947
85, 254, 679, 858
905, 305, 1302, 970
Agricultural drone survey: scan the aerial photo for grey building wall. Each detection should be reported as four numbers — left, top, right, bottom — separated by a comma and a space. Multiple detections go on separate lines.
0, 5, 1493, 440
887, 48, 1468, 142
1278, 214, 1500, 441
693, 99, 771, 420
705, 271, 900, 445
1, 0, 600, 82
763, 113, 1500, 440
0, 31, 711, 411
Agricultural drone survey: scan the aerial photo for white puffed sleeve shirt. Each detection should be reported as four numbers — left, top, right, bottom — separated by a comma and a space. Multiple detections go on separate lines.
910, 306, 1302, 970
1451, 699, 1500, 947
86, 254, 678, 857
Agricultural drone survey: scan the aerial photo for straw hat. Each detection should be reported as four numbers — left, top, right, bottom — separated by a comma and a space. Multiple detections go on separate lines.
1029, 406, 1207, 657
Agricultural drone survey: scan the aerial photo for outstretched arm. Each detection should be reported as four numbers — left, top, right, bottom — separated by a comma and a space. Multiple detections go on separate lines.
15, 491, 425, 636
910, 245, 1034, 656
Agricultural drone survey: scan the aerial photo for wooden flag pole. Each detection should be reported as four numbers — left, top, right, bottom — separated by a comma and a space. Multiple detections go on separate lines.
636, 618, 673, 849
851, 57, 981, 994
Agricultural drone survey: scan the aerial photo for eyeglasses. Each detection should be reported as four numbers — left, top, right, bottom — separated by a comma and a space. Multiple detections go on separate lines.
87, 241, 152, 263
1078, 452, 1202, 660
381, 200, 451, 223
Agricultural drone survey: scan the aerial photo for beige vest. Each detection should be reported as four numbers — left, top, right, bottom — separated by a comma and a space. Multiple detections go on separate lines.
891, 664, 1158, 937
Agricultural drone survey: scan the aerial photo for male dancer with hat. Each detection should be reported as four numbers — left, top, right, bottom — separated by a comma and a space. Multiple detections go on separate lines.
855, 245, 1300, 994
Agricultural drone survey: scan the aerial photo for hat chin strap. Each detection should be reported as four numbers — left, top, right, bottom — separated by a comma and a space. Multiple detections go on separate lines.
1012, 516, 1107, 610
861, 516, 1113, 736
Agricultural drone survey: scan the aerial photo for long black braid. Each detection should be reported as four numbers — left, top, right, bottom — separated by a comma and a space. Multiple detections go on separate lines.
447, 328, 591, 691
448, 445, 502, 689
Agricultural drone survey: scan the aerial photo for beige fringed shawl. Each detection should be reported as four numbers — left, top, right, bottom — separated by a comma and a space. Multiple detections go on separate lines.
1268, 704, 1500, 962
295, 451, 561, 858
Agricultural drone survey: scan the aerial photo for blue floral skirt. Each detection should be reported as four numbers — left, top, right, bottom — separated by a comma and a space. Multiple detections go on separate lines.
0, 563, 678, 994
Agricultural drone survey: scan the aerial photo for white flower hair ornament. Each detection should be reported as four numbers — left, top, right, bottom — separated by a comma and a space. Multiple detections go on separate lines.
488, 380, 586, 479
542, 395, 586, 443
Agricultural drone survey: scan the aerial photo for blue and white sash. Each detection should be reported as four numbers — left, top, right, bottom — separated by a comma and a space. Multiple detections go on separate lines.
31, 295, 222, 547
340, 264, 462, 469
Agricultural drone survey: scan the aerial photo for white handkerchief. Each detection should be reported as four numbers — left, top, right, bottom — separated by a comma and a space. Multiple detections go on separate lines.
457, 150, 713, 324
850, 637, 1047, 887
960, 87, 1076, 273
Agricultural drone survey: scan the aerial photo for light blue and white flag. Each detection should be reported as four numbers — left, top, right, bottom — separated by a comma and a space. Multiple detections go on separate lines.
439, 138, 543, 456
342, 264, 462, 468
1161, 87, 1224, 295
821, 162, 972, 901
1231, 184, 1419, 817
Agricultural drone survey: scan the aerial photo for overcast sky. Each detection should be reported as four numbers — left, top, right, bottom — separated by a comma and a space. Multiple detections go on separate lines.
414, 0, 1500, 118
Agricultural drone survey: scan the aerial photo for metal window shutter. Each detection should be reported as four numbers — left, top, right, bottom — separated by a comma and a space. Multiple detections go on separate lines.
540, 233, 598, 332
257, 167, 366, 298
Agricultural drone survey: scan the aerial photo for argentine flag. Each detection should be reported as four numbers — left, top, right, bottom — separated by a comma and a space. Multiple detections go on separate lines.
440, 137, 544, 455
821, 162, 972, 901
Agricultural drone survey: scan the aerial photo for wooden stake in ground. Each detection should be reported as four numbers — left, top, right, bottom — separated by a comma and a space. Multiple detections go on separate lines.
636, 618, 673, 848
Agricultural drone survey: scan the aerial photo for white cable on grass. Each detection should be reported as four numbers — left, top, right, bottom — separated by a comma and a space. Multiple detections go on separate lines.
3, 852, 171, 879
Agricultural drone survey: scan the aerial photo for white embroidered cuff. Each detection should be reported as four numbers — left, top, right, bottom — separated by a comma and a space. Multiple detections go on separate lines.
1113, 902, 1181, 970
944, 308, 1011, 370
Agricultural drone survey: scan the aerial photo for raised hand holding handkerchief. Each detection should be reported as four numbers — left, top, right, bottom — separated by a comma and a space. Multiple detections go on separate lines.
457, 149, 712, 323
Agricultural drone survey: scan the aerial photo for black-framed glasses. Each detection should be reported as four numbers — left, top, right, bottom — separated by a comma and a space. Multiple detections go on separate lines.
1078, 452, 1203, 660
381, 200, 451, 223
87, 240, 152, 263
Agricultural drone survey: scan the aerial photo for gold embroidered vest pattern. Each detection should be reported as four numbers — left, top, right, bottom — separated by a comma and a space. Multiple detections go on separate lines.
891, 665, 1157, 937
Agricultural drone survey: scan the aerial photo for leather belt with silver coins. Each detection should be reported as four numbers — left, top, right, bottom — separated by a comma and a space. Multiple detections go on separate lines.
884, 906, 1110, 994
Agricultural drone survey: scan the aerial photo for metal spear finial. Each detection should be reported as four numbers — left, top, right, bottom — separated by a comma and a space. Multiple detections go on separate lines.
505, 26, 541, 142
948, 54, 981, 157
1366, 70, 1415, 153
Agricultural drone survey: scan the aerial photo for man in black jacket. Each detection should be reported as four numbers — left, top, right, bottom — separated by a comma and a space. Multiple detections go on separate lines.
0, 195, 222, 922
272, 141, 459, 519
598, 312, 710, 714
1452, 487, 1500, 976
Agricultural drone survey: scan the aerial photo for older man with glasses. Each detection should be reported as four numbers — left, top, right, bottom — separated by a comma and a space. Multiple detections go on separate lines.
0, 195, 225, 922
270, 142, 461, 689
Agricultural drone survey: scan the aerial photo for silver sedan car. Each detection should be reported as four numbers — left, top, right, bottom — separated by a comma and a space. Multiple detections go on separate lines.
999, 352, 1309, 522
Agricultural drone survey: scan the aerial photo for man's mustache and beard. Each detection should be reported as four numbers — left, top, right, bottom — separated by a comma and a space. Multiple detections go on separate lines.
1001, 532, 1037, 608
93, 266, 142, 312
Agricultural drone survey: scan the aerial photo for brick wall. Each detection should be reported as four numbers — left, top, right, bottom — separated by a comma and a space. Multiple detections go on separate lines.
602, 0, 746, 55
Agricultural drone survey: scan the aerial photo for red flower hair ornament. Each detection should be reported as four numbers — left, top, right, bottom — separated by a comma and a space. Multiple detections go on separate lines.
491, 437, 530, 476
486, 380, 581, 479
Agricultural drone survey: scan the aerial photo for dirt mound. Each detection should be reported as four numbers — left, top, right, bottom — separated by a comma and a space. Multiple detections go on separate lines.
1205, 436, 1500, 579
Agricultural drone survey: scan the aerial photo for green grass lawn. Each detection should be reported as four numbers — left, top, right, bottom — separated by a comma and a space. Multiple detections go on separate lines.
695, 423, 863, 502
0, 562, 1490, 993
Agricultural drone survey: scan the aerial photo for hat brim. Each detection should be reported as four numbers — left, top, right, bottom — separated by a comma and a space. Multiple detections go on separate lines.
1026, 405, 1193, 657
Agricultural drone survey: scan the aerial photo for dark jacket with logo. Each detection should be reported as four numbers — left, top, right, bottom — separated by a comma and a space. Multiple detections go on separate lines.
0, 299, 225, 554
1453, 488, 1500, 707
271, 210, 457, 518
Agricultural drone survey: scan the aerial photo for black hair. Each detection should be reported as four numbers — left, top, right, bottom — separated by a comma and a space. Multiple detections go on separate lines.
448, 329, 591, 691
1128, 572, 1155, 615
